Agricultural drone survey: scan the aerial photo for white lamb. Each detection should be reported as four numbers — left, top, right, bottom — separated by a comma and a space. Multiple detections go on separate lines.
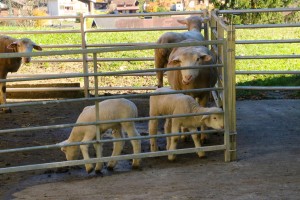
148, 87, 224, 161
59, 98, 141, 174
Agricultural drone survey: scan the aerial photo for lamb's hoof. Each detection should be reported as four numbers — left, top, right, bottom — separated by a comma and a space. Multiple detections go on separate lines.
200, 155, 207, 159
107, 166, 114, 171
95, 170, 103, 176
1, 108, 12, 113
168, 155, 176, 162
131, 165, 141, 170
86, 168, 94, 174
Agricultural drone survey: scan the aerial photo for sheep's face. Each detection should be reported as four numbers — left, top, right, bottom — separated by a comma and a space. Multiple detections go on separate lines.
61, 145, 80, 161
6, 38, 42, 63
168, 50, 212, 85
201, 108, 224, 130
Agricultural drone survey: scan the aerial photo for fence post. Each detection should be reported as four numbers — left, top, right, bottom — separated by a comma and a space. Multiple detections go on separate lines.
223, 24, 237, 162
93, 52, 102, 171
80, 13, 90, 97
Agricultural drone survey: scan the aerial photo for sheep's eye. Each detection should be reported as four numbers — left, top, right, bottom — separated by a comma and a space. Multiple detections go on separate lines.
196, 57, 201, 61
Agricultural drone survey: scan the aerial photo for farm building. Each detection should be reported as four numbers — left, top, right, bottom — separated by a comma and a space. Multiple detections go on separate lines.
47, 0, 89, 16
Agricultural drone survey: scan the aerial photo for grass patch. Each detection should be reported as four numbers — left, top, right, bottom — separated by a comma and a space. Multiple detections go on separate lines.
1, 25, 299, 97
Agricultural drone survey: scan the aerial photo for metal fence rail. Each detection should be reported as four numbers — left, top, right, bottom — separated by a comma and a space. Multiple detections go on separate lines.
0, 9, 246, 174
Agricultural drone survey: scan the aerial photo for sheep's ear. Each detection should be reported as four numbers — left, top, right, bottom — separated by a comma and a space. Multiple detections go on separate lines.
201, 54, 212, 62
168, 57, 181, 66
33, 44, 42, 51
177, 19, 188, 25
200, 115, 209, 122
7, 42, 18, 49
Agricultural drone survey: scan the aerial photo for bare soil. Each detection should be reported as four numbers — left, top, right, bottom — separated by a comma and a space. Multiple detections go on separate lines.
1, 99, 300, 199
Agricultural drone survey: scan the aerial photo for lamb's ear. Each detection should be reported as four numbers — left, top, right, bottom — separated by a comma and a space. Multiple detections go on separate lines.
200, 115, 209, 122
168, 56, 181, 66
33, 44, 42, 51
177, 18, 188, 25
7, 42, 18, 49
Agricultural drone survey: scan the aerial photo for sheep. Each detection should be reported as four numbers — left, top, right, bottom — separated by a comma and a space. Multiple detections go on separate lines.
167, 39, 217, 107
0, 35, 42, 113
148, 87, 223, 161
59, 98, 141, 174
154, 15, 209, 88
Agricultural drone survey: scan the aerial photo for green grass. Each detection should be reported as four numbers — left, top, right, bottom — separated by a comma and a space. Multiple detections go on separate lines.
1, 25, 299, 96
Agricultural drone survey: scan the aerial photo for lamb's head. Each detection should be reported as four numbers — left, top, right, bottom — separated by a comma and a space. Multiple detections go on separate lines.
177, 16, 209, 32
59, 140, 80, 161
200, 107, 224, 130
7, 38, 42, 63
168, 45, 212, 85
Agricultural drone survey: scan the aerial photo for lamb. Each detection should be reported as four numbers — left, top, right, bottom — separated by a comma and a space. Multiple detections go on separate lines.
167, 39, 217, 107
59, 98, 141, 174
148, 87, 223, 161
154, 15, 209, 88
0, 35, 42, 113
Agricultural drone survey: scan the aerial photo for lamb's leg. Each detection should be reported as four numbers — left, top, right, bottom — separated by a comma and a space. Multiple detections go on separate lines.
124, 122, 141, 169
149, 119, 159, 152
80, 139, 94, 174
154, 49, 167, 88
93, 143, 103, 174
164, 118, 172, 150
197, 96, 209, 143
200, 125, 209, 144
107, 128, 124, 170
168, 120, 180, 161
190, 128, 206, 158
0, 73, 11, 113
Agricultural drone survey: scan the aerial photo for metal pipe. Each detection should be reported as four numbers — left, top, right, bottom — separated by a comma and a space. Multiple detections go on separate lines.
236, 71, 300, 75
0, 40, 225, 59
217, 8, 300, 14
236, 55, 300, 59
0, 129, 224, 154
0, 145, 226, 174
235, 23, 300, 29
236, 39, 300, 44
236, 86, 300, 90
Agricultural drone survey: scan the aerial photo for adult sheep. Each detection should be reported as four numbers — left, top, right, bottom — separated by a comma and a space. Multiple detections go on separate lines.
154, 15, 209, 88
167, 39, 217, 107
59, 98, 141, 174
0, 35, 42, 113
148, 87, 224, 161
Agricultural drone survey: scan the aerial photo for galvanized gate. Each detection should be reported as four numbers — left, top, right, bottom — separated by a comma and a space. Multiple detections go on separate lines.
2, 8, 298, 174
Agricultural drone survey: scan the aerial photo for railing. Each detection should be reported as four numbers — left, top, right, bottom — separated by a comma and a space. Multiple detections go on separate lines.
0, 10, 235, 174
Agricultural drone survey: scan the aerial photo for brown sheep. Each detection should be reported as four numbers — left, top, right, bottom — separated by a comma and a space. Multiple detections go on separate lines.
154, 15, 209, 88
166, 39, 217, 107
0, 35, 42, 113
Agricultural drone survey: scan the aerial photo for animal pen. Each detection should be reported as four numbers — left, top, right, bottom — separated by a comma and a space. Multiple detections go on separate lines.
0, 8, 299, 174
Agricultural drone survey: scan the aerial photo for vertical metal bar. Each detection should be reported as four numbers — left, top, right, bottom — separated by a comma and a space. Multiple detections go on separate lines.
203, 10, 209, 41
223, 24, 237, 162
93, 53, 101, 162
80, 13, 90, 97
210, 11, 223, 107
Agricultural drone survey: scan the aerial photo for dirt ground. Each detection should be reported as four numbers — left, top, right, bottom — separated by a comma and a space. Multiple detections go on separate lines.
0, 99, 299, 199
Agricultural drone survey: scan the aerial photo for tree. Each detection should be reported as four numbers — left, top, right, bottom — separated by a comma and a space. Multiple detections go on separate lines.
210, 0, 296, 24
